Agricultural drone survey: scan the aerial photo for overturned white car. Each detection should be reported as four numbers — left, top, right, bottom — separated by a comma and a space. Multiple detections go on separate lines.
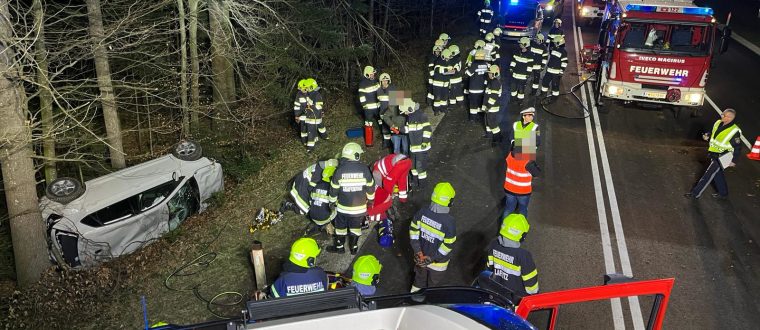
39, 141, 224, 268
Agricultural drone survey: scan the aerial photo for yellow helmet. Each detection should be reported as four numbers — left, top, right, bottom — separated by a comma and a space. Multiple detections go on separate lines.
448, 45, 460, 57
289, 238, 321, 268
352, 255, 382, 286
431, 182, 456, 207
379, 73, 391, 83
441, 48, 452, 60
475, 40, 486, 49
438, 33, 450, 42
488, 64, 500, 77
297, 79, 309, 92
519, 37, 530, 48
493, 27, 503, 36
363, 66, 376, 78
485, 33, 495, 42
500, 214, 530, 242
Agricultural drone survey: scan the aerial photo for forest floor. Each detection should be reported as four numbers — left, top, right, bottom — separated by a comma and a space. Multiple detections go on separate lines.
0, 40, 438, 328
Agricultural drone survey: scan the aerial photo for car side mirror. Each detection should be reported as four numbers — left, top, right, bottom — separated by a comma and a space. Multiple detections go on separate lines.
172, 171, 180, 181
719, 26, 731, 54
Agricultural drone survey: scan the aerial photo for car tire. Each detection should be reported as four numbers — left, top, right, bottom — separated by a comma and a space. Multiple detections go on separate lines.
172, 140, 203, 161
46, 177, 86, 204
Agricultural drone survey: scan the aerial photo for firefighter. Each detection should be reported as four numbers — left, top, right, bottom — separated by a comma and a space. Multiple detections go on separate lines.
477, 0, 494, 37
483, 32, 501, 64
350, 255, 383, 296
486, 213, 539, 297
428, 40, 445, 105
307, 78, 328, 141
492, 27, 503, 47
432, 49, 453, 116
402, 99, 432, 188
377, 73, 396, 148
483, 64, 503, 139
409, 182, 457, 292
438, 33, 451, 47
327, 142, 375, 255
447, 45, 464, 109
509, 37, 533, 104
465, 40, 486, 69
530, 33, 547, 93
270, 238, 329, 298
685, 108, 743, 199
305, 162, 338, 235
466, 50, 489, 122
540, 36, 568, 100
359, 66, 381, 146
547, 18, 564, 45
280, 159, 339, 220
293, 79, 310, 146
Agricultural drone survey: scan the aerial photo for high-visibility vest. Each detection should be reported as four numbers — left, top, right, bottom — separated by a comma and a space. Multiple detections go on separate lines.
708, 120, 741, 153
504, 153, 532, 194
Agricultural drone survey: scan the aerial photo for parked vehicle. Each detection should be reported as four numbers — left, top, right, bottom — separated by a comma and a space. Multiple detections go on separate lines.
498, 0, 544, 41
40, 140, 224, 268
539, 0, 565, 20
576, 0, 606, 26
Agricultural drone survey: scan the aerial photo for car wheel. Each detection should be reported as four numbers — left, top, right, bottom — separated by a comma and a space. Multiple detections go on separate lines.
46, 177, 86, 204
172, 140, 203, 161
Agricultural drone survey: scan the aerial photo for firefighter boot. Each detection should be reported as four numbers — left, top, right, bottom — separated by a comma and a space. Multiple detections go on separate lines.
348, 235, 359, 255
304, 222, 324, 236
326, 236, 345, 254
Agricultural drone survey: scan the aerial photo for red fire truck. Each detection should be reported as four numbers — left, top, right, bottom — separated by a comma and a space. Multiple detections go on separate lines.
595, 0, 720, 109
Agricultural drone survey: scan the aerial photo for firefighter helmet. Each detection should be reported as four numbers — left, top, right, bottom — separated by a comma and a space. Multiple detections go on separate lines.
400, 98, 419, 114
488, 64, 500, 77
306, 78, 318, 91
552, 35, 565, 47
493, 27, 503, 36
554, 18, 562, 26
289, 237, 321, 268
475, 40, 486, 49
363, 65, 376, 79
535, 33, 545, 43
500, 214, 530, 242
474, 49, 486, 61
297, 79, 309, 92
431, 182, 456, 207
352, 255, 382, 286
341, 142, 364, 160
438, 33, 450, 42
485, 32, 495, 42
441, 48, 452, 60
448, 45, 460, 57
379, 73, 391, 83
519, 37, 530, 48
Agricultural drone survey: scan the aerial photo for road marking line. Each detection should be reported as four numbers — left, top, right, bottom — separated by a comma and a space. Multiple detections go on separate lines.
704, 95, 753, 150
731, 32, 760, 58
579, 41, 646, 329
570, 11, 625, 330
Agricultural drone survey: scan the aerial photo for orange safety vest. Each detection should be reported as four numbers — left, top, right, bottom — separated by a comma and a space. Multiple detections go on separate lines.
504, 153, 532, 194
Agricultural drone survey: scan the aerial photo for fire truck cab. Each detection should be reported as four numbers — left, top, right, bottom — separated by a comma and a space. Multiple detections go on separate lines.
596, 0, 717, 108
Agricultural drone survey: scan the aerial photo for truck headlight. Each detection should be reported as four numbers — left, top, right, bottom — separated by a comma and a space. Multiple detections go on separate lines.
581, 7, 590, 14
687, 93, 702, 103
607, 85, 623, 96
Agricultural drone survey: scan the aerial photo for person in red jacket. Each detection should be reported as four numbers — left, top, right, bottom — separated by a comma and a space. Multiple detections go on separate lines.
366, 154, 412, 226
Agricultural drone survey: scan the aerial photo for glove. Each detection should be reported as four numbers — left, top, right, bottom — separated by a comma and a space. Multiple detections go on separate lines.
702, 133, 710, 141
413, 252, 425, 266
391, 127, 400, 134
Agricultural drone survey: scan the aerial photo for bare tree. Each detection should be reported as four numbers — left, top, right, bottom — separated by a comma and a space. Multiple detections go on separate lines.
86, 0, 126, 169
0, 0, 51, 287
177, 0, 190, 136
188, 0, 201, 131
32, 0, 56, 183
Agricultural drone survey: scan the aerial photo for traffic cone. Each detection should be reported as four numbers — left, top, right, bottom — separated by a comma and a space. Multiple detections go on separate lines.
364, 125, 374, 147
748, 136, 760, 161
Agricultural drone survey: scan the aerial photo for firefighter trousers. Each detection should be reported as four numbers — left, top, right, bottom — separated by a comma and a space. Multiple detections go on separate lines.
468, 92, 484, 115
485, 110, 501, 135
410, 151, 428, 185
531, 67, 543, 89
364, 108, 379, 127
449, 82, 464, 107
510, 77, 528, 100
300, 122, 324, 151
541, 72, 562, 96
432, 85, 450, 114
413, 266, 446, 290
334, 212, 364, 238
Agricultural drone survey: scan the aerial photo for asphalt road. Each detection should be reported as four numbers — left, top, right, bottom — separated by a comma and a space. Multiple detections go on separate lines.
351, 2, 760, 329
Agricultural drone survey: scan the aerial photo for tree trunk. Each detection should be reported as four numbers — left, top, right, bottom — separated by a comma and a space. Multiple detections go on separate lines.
382, 0, 391, 61
222, 0, 235, 102
32, 0, 56, 184
177, 0, 190, 137
0, 1, 51, 287
188, 0, 200, 131
208, 0, 234, 112
429, 0, 435, 37
86, 0, 126, 169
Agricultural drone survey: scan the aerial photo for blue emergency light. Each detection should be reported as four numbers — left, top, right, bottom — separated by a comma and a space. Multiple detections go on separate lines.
625, 4, 713, 16
510, 0, 519, 4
